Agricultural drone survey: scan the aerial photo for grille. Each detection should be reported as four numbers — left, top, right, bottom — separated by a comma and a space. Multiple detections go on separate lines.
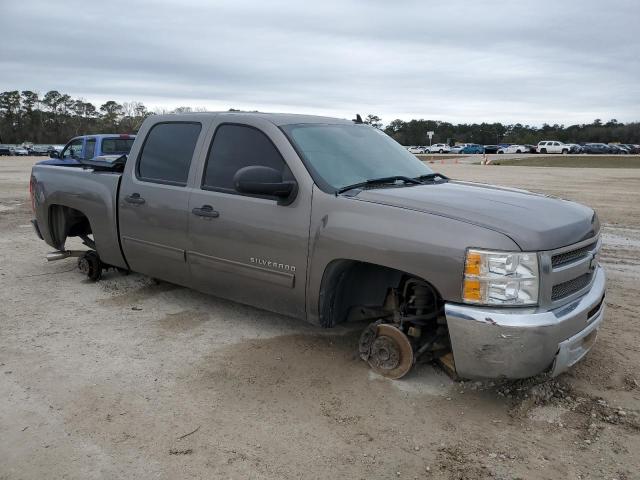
552, 242, 596, 268
552, 273, 592, 300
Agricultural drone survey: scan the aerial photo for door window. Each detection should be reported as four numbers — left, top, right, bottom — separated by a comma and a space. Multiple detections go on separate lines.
84, 139, 96, 160
61, 139, 84, 159
137, 122, 202, 186
202, 124, 290, 195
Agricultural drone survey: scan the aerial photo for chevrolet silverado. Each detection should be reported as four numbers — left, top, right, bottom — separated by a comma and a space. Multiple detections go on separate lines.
29, 112, 606, 380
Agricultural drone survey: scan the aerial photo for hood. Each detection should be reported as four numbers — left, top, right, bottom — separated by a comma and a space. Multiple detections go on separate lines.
353, 181, 598, 251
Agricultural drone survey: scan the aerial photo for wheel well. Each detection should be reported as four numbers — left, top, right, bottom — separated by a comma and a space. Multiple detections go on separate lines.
318, 260, 442, 328
49, 205, 93, 250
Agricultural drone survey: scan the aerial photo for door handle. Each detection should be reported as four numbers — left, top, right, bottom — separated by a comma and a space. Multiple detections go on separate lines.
125, 193, 145, 205
192, 204, 219, 218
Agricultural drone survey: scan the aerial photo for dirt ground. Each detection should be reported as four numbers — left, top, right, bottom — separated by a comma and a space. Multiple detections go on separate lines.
1, 157, 639, 480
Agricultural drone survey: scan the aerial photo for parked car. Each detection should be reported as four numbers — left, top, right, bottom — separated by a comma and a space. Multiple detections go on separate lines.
459, 144, 485, 154
524, 145, 537, 153
581, 143, 612, 154
39, 134, 136, 166
0, 145, 12, 156
497, 144, 529, 154
621, 144, 640, 154
609, 144, 629, 154
483, 145, 499, 154
407, 146, 427, 154
47, 145, 64, 156
563, 143, 583, 154
449, 144, 470, 153
28, 145, 51, 156
13, 147, 29, 156
427, 143, 451, 153
537, 141, 571, 154
30, 112, 606, 381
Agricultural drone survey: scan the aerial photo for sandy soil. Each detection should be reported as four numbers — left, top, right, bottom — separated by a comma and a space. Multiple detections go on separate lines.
1, 157, 638, 480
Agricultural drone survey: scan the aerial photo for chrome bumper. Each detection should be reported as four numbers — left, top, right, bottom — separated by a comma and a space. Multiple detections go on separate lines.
445, 266, 606, 379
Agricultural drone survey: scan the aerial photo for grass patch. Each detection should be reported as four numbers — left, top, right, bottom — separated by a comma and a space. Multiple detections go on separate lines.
493, 156, 640, 168
416, 154, 463, 161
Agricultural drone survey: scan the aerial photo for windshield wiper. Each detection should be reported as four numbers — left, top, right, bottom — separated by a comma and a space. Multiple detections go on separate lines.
414, 172, 449, 182
336, 175, 423, 195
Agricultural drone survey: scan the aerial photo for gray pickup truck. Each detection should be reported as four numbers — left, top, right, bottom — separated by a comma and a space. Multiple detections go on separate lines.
30, 112, 606, 380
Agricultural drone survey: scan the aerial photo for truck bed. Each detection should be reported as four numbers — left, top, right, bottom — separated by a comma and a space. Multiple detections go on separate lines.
30, 164, 128, 269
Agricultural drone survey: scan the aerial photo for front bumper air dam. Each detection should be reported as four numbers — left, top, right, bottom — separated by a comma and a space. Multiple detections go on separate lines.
444, 266, 606, 379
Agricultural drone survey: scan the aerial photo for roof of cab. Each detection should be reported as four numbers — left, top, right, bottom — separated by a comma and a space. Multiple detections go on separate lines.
150, 111, 354, 127
80, 134, 136, 139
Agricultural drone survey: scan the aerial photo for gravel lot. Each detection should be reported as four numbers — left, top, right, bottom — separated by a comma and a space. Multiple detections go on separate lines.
1, 157, 639, 480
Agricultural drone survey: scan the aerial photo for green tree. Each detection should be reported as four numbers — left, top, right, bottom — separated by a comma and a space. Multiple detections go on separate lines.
100, 100, 124, 129
364, 114, 382, 129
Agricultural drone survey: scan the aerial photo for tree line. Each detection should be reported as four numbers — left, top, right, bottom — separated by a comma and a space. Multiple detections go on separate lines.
380, 117, 639, 146
1, 90, 638, 146
0, 90, 154, 145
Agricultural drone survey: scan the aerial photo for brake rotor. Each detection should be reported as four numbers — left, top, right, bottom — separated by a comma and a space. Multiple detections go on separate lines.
367, 324, 414, 379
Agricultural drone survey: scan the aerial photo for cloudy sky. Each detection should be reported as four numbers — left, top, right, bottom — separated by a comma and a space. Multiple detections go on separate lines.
1, 0, 638, 125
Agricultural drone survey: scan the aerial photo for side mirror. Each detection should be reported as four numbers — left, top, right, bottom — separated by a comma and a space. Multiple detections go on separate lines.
49, 151, 59, 158
233, 166, 297, 205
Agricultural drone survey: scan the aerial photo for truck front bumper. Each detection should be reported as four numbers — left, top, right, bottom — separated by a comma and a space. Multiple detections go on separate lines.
444, 266, 606, 380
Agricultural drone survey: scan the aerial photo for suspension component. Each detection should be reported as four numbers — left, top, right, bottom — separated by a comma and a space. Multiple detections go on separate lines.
358, 277, 453, 379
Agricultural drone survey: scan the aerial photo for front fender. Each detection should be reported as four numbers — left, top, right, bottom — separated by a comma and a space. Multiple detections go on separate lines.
305, 187, 520, 325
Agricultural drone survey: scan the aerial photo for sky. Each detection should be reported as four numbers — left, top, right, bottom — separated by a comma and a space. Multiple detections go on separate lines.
1, 0, 639, 126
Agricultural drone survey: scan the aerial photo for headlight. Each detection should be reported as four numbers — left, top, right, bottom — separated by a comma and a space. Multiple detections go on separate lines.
462, 249, 539, 306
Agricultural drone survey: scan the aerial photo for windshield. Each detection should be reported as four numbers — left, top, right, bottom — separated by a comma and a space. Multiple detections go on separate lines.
282, 123, 433, 190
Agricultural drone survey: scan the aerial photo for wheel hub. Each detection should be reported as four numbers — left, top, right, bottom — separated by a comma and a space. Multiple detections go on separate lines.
361, 323, 414, 379
370, 336, 401, 370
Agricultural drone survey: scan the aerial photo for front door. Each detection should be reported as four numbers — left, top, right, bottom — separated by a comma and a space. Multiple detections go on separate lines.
60, 138, 84, 163
187, 121, 311, 318
119, 121, 204, 285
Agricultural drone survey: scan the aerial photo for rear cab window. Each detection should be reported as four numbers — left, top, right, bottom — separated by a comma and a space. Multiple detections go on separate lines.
136, 123, 202, 186
102, 137, 135, 154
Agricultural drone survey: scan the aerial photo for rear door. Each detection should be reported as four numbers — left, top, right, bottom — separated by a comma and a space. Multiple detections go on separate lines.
187, 119, 312, 318
119, 121, 206, 285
